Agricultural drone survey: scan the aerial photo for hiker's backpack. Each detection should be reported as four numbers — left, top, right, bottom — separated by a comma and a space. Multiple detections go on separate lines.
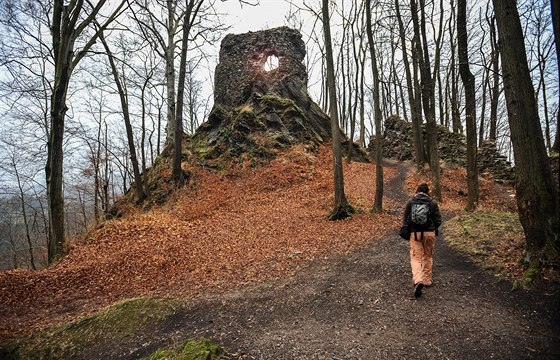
410, 199, 431, 229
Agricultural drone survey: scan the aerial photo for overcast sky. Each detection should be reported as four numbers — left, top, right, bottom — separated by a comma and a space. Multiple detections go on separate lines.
220, 0, 300, 34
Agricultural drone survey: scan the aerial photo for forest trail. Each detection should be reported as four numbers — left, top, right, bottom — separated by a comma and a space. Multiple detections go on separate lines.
89, 161, 560, 360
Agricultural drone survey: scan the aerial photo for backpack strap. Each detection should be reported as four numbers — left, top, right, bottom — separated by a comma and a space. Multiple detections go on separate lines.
413, 231, 425, 242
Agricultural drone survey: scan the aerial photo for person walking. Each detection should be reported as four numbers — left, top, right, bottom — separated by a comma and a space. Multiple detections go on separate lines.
402, 183, 442, 298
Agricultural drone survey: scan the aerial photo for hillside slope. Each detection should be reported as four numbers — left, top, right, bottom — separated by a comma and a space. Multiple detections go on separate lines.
0, 144, 526, 343
0, 145, 389, 340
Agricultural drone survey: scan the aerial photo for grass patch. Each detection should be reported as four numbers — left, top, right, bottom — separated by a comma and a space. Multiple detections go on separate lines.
1, 297, 180, 360
443, 211, 526, 282
147, 338, 226, 360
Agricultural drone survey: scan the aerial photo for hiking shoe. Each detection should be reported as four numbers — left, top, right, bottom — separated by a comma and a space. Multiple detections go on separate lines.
414, 283, 424, 298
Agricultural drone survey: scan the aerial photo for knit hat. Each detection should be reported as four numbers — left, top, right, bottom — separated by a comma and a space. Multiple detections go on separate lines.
416, 183, 430, 195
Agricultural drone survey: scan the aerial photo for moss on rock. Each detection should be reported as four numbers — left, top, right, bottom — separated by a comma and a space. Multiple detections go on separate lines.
1, 297, 180, 360
147, 338, 226, 360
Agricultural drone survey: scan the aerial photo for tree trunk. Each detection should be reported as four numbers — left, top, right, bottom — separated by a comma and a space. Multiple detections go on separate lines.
77, 189, 88, 233
47, 75, 68, 265
488, 13, 500, 142
47, 1, 71, 264
458, 0, 479, 211
323, 0, 352, 220
34, 189, 50, 264
391, 33, 402, 118
395, 0, 426, 168
14, 163, 36, 270
437, 64, 444, 126
102, 121, 111, 214
94, 114, 102, 223
157, 94, 163, 156
359, 48, 366, 147
366, 0, 383, 213
448, 0, 462, 134
553, 0, 560, 153
8, 229, 18, 269
478, 73, 487, 147
100, 33, 146, 203
173, 6, 190, 184
538, 56, 551, 152
493, 0, 560, 270
444, 64, 450, 128
341, 28, 348, 135
174, 0, 204, 184
140, 72, 151, 195
47, 0, 124, 265
412, 0, 442, 201
164, 0, 177, 147
347, 9, 362, 164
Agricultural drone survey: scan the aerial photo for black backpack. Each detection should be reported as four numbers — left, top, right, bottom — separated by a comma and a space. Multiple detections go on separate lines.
409, 198, 431, 230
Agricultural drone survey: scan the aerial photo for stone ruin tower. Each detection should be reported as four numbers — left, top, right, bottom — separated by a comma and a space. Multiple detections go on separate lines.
192, 26, 366, 164
213, 26, 309, 108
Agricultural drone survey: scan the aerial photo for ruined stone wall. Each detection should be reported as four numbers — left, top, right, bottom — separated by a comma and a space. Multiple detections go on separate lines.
477, 140, 515, 182
368, 116, 514, 182
371, 115, 467, 164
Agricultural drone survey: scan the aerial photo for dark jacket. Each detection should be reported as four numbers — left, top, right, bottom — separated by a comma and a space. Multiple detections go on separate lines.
403, 193, 442, 233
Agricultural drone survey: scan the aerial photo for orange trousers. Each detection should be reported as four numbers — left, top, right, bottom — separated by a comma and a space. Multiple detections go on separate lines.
409, 231, 436, 285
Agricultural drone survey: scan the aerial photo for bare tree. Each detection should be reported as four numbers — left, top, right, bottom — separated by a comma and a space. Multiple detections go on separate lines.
173, 0, 206, 184
344, 1, 362, 163
134, 50, 160, 190
487, 8, 500, 143
477, 7, 490, 146
525, 0, 555, 153
395, 0, 426, 169
493, 0, 559, 277
130, 0, 181, 147
552, 0, 560, 153
1, 147, 37, 270
0, 206, 19, 270
411, 0, 442, 201
322, 0, 353, 220
358, 45, 367, 147
458, 0, 479, 211
448, 0, 463, 134
129, 0, 231, 183
365, 0, 384, 212
99, 31, 147, 203
47, 0, 126, 264
0, 130, 50, 270
78, 90, 110, 224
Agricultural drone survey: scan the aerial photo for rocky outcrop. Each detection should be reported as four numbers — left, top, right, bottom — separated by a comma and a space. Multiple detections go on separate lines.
369, 116, 514, 182
192, 27, 367, 165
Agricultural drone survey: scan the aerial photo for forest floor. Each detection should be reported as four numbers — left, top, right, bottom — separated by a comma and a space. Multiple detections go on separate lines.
1, 145, 559, 359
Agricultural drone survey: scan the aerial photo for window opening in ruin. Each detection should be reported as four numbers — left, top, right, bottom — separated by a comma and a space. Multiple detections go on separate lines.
264, 54, 279, 72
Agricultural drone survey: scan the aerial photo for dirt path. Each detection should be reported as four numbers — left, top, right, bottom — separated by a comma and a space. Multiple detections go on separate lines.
76, 162, 560, 359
